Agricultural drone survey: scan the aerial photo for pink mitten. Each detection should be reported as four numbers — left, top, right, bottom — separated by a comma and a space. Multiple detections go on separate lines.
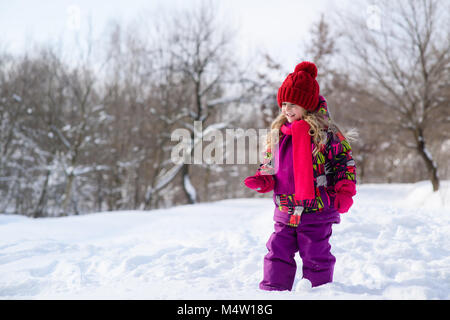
333, 180, 356, 213
334, 193, 353, 213
244, 171, 275, 193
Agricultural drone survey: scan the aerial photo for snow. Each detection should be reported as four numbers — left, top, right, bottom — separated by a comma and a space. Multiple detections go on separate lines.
423, 146, 438, 170
12, 94, 21, 102
0, 181, 449, 300
153, 164, 183, 192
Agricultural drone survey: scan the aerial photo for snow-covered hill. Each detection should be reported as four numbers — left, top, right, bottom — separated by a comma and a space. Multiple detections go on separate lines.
1, 181, 449, 299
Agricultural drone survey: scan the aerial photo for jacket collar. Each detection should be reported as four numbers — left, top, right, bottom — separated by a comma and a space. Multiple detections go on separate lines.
281, 122, 292, 135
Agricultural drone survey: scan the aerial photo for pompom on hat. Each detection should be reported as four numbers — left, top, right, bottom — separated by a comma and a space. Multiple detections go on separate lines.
277, 61, 320, 112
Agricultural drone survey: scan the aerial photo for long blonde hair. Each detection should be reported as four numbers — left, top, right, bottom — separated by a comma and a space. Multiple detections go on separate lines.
266, 111, 347, 157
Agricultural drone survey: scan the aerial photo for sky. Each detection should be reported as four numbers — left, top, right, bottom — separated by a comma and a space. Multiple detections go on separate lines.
0, 0, 339, 70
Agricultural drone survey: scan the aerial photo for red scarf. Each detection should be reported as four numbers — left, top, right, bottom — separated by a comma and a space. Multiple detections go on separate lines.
280, 120, 316, 202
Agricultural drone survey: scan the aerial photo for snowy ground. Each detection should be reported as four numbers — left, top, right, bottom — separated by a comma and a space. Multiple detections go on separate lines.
1, 181, 449, 300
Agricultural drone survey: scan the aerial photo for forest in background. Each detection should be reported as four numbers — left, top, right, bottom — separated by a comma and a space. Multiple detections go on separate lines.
1, 0, 449, 217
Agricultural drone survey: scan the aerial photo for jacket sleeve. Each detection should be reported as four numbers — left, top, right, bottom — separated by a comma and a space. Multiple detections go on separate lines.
245, 148, 275, 193
330, 131, 357, 189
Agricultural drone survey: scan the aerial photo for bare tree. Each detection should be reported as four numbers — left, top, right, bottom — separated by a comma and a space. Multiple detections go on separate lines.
142, 1, 242, 204
332, 0, 450, 191
301, 13, 340, 98
0, 46, 74, 217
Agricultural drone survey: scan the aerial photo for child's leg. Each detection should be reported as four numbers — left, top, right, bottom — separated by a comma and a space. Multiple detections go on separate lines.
259, 222, 298, 291
297, 222, 336, 287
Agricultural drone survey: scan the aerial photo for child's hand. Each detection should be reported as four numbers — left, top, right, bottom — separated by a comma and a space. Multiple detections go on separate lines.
244, 171, 275, 193
333, 180, 356, 213
334, 193, 353, 213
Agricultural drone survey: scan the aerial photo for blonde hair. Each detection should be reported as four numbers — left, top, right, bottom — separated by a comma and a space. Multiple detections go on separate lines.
266, 111, 351, 157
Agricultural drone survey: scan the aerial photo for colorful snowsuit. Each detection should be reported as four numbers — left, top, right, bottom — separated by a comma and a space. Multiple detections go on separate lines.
258, 95, 357, 289
258, 95, 356, 226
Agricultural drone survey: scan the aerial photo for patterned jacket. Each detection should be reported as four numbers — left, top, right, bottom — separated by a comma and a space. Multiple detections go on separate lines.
258, 96, 357, 226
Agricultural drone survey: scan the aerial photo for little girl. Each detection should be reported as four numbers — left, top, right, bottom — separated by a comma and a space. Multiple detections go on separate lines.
244, 61, 357, 290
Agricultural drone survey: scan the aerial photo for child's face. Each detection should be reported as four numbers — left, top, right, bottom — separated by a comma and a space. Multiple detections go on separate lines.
281, 102, 306, 123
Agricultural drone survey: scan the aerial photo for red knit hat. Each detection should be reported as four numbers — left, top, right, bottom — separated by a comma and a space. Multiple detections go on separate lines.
277, 61, 320, 112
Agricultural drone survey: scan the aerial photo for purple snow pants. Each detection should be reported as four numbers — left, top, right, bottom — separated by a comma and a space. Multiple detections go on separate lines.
259, 210, 340, 290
